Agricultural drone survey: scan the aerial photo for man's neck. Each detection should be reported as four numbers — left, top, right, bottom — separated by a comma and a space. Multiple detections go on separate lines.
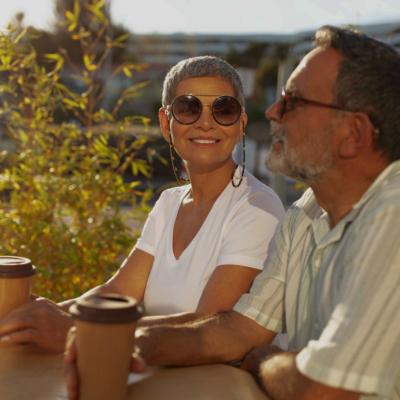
311, 157, 390, 228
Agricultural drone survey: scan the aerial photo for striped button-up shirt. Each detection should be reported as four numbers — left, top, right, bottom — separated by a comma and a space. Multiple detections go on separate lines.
234, 161, 400, 400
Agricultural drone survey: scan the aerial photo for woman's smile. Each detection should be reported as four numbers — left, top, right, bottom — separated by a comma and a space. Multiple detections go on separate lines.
189, 137, 221, 145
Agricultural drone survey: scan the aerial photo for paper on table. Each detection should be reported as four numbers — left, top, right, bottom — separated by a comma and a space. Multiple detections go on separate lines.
127, 367, 158, 384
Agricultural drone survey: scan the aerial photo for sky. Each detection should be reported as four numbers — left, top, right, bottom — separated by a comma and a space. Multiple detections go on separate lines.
1, 0, 400, 34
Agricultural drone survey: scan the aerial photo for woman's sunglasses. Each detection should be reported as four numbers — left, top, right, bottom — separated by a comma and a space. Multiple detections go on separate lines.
168, 95, 243, 126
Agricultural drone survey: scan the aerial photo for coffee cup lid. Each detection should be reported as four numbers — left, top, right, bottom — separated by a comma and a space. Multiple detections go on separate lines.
0, 256, 36, 278
69, 294, 143, 324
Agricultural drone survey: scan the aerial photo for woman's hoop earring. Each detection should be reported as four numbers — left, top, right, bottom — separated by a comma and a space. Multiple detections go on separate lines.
231, 133, 246, 188
168, 134, 189, 185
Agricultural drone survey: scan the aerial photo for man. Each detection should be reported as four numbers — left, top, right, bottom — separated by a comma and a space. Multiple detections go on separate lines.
89, 25, 399, 400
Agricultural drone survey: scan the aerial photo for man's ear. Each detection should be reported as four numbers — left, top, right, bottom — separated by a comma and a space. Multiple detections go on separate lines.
338, 113, 376, 158
158, 107, 171, 142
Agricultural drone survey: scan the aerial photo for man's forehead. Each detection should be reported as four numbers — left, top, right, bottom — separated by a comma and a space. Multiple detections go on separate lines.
286, 47, 343, 95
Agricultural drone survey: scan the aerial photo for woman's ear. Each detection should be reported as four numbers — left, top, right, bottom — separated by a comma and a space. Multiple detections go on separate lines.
158, 107, 171, 142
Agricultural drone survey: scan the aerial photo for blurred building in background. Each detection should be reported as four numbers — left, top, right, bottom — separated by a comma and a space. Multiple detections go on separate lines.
1, 16, 400, 206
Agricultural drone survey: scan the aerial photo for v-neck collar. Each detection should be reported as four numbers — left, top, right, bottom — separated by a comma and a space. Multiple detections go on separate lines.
168, 180, 233, 262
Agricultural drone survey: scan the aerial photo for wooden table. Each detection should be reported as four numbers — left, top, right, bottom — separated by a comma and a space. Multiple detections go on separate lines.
0, 344, 269, 400
0, 345, 66, 400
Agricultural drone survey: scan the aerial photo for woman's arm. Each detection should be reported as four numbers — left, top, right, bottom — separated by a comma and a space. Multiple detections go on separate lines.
137, 264, 260, 328
195, 264, 259, 313
60, 248, 154, 311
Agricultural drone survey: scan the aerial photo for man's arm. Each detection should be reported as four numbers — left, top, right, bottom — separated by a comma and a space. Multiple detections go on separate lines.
258, 352, 359, 400
136, 311, 276, 367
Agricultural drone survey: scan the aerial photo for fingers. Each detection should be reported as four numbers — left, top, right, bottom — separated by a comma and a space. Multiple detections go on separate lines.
0, 328, 38, 346
65, 327, 77, 362
0, 310, 35, 338
0, 300, 45, 340
0, 297, 72, 350
64, 327, 79, 400
240, 344, 283, 376
65, 359, 79, 400
240, 353, 257, 374
130, 350, 147, 373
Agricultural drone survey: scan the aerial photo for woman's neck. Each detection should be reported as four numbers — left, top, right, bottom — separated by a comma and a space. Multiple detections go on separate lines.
186, 159, 237, 204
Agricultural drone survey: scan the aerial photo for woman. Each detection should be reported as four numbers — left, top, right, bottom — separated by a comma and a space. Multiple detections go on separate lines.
96, 55, 285, 317
0, 57, 284, 352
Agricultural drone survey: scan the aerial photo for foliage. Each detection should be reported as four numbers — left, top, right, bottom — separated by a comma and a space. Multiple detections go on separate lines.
0, 0, 153, 301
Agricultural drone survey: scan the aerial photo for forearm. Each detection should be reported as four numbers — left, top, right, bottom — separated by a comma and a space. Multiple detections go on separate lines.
136, 311, 274, 367
137, 312, 200, 328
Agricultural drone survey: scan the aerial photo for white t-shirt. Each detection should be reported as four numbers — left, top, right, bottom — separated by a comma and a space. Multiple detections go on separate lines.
135, 170, 285, 315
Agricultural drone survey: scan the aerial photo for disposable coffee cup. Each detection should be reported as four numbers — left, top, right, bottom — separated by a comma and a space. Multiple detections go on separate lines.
0, 256, 36, 318
70, 294, 143, 400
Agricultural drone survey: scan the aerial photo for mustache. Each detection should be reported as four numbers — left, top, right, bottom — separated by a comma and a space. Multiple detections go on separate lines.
270, 122, 286, 140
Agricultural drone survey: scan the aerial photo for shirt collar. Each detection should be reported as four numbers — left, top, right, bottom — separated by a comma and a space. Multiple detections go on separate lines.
306, 160, 400, 246
351, 160, 400, 212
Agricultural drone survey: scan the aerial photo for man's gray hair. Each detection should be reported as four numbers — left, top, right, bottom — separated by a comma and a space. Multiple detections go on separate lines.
161, 55, 245, 107
315, 25, 400, 161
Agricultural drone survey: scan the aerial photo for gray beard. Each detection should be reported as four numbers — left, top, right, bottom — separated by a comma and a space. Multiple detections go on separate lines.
266, 126, 334, 184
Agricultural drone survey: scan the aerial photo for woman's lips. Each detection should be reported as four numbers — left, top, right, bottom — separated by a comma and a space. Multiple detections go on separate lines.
190, 138, 220, 144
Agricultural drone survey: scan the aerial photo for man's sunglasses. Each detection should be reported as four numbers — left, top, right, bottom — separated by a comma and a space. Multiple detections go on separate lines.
277, 88, 354, 119
277, 88, 381, 137
167, 95, 243, 126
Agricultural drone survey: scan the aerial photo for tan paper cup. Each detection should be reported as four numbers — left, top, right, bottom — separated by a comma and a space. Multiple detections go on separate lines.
0, 256, 36, 318
70, 294, 143, 400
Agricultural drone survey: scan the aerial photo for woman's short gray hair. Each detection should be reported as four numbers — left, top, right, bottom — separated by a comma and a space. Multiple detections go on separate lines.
161, 56, 245, 107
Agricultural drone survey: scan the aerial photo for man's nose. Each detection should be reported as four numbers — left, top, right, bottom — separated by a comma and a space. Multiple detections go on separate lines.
265, 100, 282, 122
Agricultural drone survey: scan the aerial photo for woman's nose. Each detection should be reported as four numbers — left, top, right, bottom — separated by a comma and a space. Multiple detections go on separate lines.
195, 105, 214, 129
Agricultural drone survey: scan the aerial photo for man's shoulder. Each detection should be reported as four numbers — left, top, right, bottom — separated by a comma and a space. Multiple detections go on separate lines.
288, 188, 321, 218
275, 188, 321, 242
360, 162, 400, 214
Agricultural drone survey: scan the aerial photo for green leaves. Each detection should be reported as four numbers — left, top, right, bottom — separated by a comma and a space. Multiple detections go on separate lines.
86, 0, 109, 25
44, 53, 65, 75
83, 53, 97, 71
0, 8, 154, 301
65, 0, 81, 32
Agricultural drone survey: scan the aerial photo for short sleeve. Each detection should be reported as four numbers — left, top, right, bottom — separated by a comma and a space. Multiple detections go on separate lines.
134, 191, 168, 255
296, 205, 400, 397
233, 207, 289, 334
217, 191, 285, 269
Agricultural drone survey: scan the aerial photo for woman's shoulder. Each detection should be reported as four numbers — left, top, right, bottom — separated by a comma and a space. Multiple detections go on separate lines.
242, 171, 284, 205
230, 170, 285, 220
155, 184, 190, 204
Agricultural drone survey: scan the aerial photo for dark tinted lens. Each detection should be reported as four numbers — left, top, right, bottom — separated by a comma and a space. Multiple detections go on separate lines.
212, 96, 241, 125
278, 96, 287, 118
279, 94, 299, 118
171, 95, 202, 124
